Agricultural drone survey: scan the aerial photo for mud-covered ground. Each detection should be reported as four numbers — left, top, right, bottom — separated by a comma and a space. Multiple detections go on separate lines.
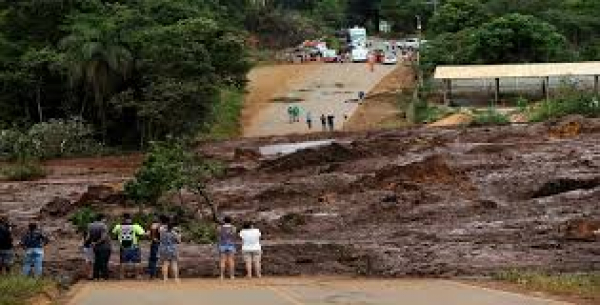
2, 117, 600, 281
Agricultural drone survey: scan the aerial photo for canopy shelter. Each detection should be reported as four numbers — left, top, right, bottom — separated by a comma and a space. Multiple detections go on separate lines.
433, 62, 600, 105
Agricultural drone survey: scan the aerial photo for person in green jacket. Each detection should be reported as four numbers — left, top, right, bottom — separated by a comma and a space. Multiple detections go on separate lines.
113, 213, 145, 279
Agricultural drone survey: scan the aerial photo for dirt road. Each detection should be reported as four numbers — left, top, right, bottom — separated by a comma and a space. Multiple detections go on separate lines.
67, 278, 570, 305
243, 63, 397, 137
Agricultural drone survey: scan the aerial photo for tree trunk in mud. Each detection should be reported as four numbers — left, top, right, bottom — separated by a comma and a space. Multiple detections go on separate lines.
194, 189, 220, 224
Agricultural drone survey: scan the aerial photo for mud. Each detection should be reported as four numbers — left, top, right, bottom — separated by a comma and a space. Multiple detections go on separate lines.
3, 118, 600, 280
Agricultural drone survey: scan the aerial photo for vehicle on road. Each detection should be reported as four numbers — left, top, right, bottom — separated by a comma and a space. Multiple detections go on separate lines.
382, 53, 398, 65
351, 47, 369, 62
397, 38, 427, 49
347, 26, 367, 48
322, 49, 339, 63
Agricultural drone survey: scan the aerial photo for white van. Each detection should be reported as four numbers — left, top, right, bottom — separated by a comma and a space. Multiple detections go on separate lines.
351, 47, 369, 62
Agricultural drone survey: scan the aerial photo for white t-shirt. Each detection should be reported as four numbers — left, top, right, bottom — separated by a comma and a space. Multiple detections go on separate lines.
239, 228, 261, 252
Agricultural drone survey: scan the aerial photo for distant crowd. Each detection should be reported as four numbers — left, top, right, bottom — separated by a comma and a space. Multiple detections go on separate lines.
0, 214, 262, 282
287, 91, 365, 132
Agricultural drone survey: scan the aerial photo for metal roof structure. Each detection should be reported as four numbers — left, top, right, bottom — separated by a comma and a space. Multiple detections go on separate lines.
434, 62, 600, 79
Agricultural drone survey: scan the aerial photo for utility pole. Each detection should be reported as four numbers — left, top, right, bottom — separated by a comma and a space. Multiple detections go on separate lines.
416, 15, 423, 88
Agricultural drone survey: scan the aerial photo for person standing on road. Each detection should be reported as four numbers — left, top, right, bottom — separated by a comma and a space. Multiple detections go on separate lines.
20, 222, 49, 277
320, 114, 327, 131
81, 227, 94, 279
113, 213, 145, 279
147, 215, 167, 279
240, 221, 262, 279
88, 214, 111, 280
0, 216, 13, 275
287, 106, 294, 123
293, 105, 301, 122
358, 91, 365, 101
218, 216, 236, 280
306, 111, 313, 129
327, 114, 335, 131
160, 221, 181, 283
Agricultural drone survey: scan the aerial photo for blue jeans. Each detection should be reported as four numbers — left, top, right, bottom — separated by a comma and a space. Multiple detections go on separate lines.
148, 242, 159, 278
23, 248, 44, 277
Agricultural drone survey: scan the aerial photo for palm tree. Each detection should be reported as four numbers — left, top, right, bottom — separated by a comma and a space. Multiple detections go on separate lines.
60, 19, 132, 142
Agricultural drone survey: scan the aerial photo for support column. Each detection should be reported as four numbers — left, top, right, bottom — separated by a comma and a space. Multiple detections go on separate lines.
594, 75, 599, 96
542, 77, 547, 99
545, 76, 550, 101
494, 78, 500, 104
443, 79, 452, 106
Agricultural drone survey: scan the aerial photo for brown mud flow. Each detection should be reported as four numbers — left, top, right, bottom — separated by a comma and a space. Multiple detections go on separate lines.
1, 117, 600, 281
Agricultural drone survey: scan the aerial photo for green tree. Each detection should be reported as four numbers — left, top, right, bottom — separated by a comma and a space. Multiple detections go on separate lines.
60, 6, 134, 142
468, 14, 569, 63
124, 140, 221, 222
429, 0, 490, 35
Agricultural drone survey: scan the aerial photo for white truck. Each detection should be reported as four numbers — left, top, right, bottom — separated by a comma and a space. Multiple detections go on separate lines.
348, 26, 367, 48
351, 47, 369, 62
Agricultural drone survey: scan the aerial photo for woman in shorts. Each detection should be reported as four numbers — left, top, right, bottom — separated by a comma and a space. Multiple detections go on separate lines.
159, 222, 181, 283
218, 216, 236, 280
239, 221, 262, 278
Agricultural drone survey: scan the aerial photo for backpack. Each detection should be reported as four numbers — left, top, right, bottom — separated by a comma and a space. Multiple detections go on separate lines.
119, 224, 135, 248
0, 225, 12, 250
22, 231, 45, 248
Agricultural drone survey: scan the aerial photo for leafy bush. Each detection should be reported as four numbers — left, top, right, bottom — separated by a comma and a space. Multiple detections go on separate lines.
69, 206, 98, 234
528, 94, 600, 122
0, 275, 55, 305
181, 221, 217, 244
472, 107, 510, 126
408, 100, 456, 124
27, 118, 103, 158
0, 118, 103, 160
0, 162, 47, 181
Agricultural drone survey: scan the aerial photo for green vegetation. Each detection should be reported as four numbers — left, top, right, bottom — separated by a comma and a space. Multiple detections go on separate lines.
494, 270, 600, 301
0, 0, 251, 149
472, 107, 510, 126
203, 89, 244, 140
406, 100, 455, 124
125, 140, 221, 220
528, 94, 600, 122
0, 161, 47, 182
0, 118, 102, 161
0, 275, 55, 305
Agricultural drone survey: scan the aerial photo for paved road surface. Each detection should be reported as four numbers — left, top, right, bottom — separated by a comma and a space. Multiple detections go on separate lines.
244, 63, 397, 137
68, 278, 570, 305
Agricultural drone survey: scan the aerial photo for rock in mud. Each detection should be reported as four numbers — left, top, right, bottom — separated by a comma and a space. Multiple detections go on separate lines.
41, 197, 73, 217
563, 218, 600, 241
77, 185, 126, 205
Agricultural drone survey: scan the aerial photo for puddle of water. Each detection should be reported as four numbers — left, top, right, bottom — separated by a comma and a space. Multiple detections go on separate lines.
259, 140, 334, 156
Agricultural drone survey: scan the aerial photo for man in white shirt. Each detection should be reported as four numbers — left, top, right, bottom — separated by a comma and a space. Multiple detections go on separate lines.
239, 221, 262, 278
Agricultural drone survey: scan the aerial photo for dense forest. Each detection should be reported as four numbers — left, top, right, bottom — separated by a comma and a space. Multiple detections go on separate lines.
1, 0, 599, 150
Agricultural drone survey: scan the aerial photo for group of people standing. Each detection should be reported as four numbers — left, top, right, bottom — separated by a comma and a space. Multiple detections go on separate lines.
83, 213, 182, 282
288, 106, 337, 132
0, 213, 262, 281
0, 217, 49, 277
83, 213, 262, 282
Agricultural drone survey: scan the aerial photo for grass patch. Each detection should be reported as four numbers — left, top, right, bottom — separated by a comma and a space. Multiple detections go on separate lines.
202, 88, 244, 140
527, 93, 600, 122
494, 270, 600, 301
0, 275, 55, 305
472, 107, 510, 126
407, 99, 456, 124
0, 161, 47, 181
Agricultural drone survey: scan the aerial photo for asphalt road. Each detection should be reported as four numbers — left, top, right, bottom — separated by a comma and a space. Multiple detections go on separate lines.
243, 62, 397, 137
67, 278, 570, 305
